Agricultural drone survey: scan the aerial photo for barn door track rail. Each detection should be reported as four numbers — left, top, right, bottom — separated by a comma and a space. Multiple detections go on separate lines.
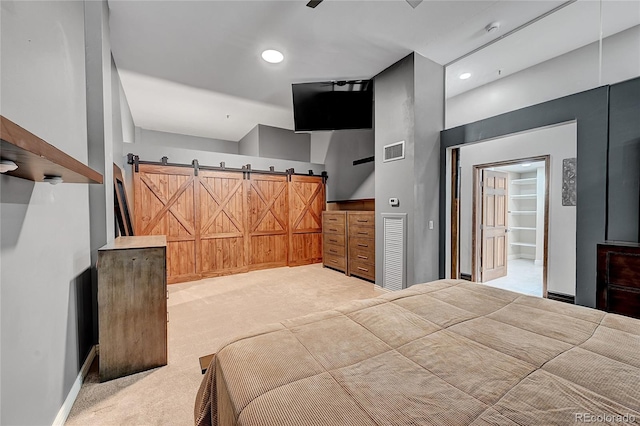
127, 153, 328, 183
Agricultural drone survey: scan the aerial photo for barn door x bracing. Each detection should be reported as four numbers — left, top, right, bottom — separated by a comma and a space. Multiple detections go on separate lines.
198, 170, 248, 277
134, 165, 198, 283
288, 175, 325, 266
481, 170, 508, 282
247, 173, 289, 270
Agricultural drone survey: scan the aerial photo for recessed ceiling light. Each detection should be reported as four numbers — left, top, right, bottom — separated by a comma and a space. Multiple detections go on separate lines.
522, 163, 532, 167
261, 49, 284, 64
459, 72, 471, 80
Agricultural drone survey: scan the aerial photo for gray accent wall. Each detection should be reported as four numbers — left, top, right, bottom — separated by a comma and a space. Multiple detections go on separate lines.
1, 1, 93, 424
441, 86, 610, 308
136, 127, 239, 155
238, 125, 259, 156
608, 77, 640, 242
256, 124, 311, 162
374, 53, 444, 288
375, 54, 416, 287
323, 129, 374, 202
413, 54, 444, 284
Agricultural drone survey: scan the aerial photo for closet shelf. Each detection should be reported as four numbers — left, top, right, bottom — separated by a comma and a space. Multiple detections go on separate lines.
511, 178, 537, 184
510, 242, 536, 247
510, 194, 537, 199
509, 211, 537, 214
511, 227, 536, 231
0, 115, 103, 184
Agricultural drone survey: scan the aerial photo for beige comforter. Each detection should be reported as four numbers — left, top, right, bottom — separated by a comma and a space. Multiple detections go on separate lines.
195, 279, 640, 425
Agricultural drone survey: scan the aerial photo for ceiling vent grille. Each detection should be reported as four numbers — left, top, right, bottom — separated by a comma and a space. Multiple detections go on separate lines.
383, 141, 405, 162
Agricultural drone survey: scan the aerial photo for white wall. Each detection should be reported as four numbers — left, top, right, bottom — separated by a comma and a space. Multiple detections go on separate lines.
1, 1, 92, 424
458, 122, 577, 296
447, 25, 640, 128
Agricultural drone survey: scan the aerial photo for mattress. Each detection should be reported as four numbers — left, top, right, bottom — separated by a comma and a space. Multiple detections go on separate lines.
194, 279, 640, 425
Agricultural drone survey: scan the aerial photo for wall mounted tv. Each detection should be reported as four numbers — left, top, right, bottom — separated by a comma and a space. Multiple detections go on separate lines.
292, 80, 373, 132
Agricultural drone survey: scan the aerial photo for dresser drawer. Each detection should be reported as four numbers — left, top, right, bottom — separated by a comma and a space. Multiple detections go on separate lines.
350, 237, 375, 252
349, 225, 374, 239
324, 252, 346, 271
324, 244, 345, 257
324, 223, 345, 235
324, 234, 345, 247
323, 213, 346, 226
348, 213, 374, 228
349, 246, 374, 265
349, 260, 375, 281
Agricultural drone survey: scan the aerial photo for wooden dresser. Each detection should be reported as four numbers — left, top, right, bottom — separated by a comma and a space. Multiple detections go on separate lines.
322, 210, 375, 282
347, 211, 375, 281
597, 242, 640, 319
97, 235, 168, 381
322, 211, 347, 273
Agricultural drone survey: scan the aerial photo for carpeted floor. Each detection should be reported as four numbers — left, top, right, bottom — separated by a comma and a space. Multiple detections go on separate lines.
66, 264, 385, 425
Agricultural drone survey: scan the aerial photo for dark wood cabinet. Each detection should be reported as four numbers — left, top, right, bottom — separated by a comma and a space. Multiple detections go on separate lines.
98, 236, 168, 381
597, 242, 640, 319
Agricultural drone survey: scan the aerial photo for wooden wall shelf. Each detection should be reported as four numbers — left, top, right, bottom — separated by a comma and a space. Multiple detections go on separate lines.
0, 115, 103, 184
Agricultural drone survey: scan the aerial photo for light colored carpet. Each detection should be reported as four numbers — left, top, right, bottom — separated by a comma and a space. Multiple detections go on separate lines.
66, 264, 385, 425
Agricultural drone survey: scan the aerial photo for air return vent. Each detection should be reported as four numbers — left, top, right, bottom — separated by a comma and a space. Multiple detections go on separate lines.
382, 213, 407, 291
383, 141, 405, 162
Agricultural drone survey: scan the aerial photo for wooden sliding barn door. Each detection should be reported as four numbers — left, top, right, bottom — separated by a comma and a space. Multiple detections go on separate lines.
288, 175, 325, 266
133, 163, 324, 282
133, 165, 198, 283
198, 170, 248, 277
246, 173, 289, 270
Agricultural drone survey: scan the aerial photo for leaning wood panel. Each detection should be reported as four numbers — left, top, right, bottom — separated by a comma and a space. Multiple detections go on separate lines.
247, 173, 289, 270
98, 236, 167, 382
288, 175, 325, 266
198, 170, 248, 277
133, 164, 198, 283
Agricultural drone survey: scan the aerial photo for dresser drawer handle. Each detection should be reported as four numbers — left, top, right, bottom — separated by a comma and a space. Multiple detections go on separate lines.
357, 219, 369, 223
357, 267, 369, 272
357, 255, 368, 259
329, 228, 338, 232
331, 259, 338, 264
357, 232, 369, 235
357, 243, 368, 247
330, 249, 337, 253
328, 218, 337, 221
329, 239, 337, 243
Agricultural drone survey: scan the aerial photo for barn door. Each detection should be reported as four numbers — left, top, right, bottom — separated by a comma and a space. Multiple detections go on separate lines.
246, 173, 289, 270
198, 170, 248, 277
288, 175, 325, 266
133, 164, 198, 283
481, 170, 508, 282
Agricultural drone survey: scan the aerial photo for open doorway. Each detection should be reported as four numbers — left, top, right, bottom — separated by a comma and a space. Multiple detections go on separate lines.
447, 122, 578, 300
472, 157, 549, 297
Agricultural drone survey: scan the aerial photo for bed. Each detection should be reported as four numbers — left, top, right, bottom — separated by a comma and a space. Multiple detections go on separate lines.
194, 279, 640, 426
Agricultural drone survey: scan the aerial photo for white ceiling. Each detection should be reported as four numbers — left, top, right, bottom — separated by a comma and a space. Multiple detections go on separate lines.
108, 0, 637, 142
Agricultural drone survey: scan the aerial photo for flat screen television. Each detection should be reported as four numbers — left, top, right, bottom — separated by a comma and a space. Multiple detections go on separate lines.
292, 80, 373, 132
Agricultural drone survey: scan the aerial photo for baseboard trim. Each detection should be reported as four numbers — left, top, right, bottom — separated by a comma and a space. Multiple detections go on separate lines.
547, 292, 575, 304
52, 345, 96, 426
